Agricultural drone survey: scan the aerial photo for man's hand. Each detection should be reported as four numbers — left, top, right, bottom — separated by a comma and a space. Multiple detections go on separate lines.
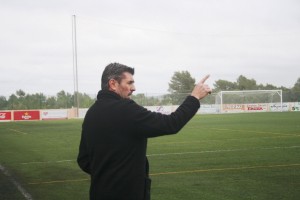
191, 75, 212, 100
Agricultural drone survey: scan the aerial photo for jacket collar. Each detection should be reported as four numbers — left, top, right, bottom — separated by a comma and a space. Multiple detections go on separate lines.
97, 90, 122, 100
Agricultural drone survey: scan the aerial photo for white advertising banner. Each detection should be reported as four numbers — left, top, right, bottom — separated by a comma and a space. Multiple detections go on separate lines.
41, 109, 68, 120
79, 108, 89, 118
198, 104, 218, 114
269, 103, 289, 112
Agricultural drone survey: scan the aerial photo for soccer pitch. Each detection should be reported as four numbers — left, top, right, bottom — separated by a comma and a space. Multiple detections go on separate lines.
0, 112, 299, 200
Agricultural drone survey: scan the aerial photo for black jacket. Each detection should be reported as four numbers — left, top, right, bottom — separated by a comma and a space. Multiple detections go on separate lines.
77, 90, 200, 200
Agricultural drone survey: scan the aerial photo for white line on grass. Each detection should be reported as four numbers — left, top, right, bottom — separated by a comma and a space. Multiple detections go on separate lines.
0, 163, 33, 200
18, 145, 300, 165
27, 163, 300, 185
20, 159, 75, 165
150, 163, 300, 176
149, 134, 300, 146
210, 128, 298, 137
8, 128, 28, 135
147, 145, 300, 157
28, 178, 89, 185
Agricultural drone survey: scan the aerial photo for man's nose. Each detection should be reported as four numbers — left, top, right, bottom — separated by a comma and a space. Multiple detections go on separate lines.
131, 85, 136, 91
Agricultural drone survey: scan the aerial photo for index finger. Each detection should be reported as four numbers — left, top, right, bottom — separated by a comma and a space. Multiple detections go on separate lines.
200, 74, 210, 84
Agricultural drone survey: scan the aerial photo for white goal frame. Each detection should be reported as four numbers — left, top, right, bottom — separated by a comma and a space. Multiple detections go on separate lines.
215, 90, 283, 113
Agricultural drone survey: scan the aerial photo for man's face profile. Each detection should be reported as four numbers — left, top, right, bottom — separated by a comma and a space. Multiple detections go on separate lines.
110, 72, 136, 99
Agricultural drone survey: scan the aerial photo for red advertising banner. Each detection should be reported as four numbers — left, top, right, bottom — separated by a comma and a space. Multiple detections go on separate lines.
247, 104, 268, 112
14, 111, 40, 121
0, 111, 12, 121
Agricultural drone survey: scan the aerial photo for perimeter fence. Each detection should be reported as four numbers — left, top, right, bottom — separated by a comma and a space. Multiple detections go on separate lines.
0, 91, 299, 110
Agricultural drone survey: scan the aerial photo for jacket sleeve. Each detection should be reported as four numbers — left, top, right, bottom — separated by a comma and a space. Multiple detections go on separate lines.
77, 129, 91, 174
129, 95, 200, 138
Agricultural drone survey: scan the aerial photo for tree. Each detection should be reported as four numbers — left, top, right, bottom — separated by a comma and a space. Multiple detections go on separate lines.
0, 96, 8, 110
236, 75, 257, 90
7, 94, 18, 110
168, 71, 195, 93
213, 79, 237, 92
168, 71, 195, 104
15, 90, 26, 109
257, 83, 277, 90
56, 90, 73, 108
132, 94, 163, 106
45, 96, 57, 109
132, 94, 147, 106
292, 77, 300, 91
25, 93, 47, 109
78, 93, 95, 108
16, 89, 26, 97
291, 77, 300, 101
0, 90, 97, 110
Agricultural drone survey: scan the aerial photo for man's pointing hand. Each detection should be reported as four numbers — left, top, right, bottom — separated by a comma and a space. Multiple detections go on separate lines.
191, 75, 212, 100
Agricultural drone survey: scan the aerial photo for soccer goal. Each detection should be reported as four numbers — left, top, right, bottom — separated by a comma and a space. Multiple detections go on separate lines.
215, 90, 283, 113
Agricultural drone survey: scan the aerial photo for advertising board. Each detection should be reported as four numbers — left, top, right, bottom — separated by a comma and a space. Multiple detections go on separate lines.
14, 111, 40, 121
290, 102, 300, 111
41, 109, 68, 120
246, 104, 268, 112
222, 104, 245, 113
0, 111, 12, 121
269, 103, 289, 112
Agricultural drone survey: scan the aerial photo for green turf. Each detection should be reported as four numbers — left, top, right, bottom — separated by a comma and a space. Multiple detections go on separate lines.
0, 112, 299, 200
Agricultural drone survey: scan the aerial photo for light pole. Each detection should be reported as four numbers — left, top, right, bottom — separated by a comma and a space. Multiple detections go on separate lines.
72, 15, 79, 117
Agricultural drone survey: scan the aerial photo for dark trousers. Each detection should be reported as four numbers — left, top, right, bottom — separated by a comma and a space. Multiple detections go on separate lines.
144, 178, 151, 200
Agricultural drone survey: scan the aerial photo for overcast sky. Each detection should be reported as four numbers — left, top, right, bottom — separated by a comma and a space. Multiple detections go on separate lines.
1, 0, 300, 97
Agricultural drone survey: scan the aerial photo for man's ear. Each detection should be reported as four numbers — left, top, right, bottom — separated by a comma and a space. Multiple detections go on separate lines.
108, 79, 118, 91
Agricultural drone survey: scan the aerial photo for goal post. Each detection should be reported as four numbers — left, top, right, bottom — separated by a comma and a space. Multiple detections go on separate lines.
215, 90, 283, 113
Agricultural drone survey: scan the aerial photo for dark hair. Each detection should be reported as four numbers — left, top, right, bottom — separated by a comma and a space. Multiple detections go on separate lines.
101, 63, 135, 90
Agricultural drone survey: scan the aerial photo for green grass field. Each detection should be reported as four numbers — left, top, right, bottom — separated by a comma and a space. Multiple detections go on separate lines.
0, 112, 300, 200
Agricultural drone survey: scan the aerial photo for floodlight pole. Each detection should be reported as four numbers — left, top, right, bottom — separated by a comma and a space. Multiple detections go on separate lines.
72, 15, 80, 118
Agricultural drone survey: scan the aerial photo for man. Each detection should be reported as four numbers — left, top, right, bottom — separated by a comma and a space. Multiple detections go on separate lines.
77, 62, 212, 200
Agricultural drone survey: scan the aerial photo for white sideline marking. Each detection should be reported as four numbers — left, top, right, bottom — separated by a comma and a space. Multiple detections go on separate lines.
147, 145, 300, 157
0, 163, 33, 200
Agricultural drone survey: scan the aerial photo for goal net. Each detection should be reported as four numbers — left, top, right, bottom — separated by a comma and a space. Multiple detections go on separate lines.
215, 90, 283, 113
